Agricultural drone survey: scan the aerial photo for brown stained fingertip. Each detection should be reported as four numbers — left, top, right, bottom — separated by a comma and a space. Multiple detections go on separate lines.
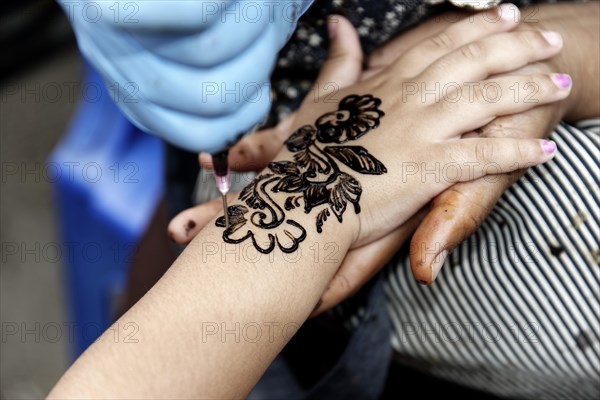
185, 220, 197, 236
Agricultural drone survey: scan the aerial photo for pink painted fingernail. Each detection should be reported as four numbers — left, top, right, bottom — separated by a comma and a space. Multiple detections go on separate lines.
542, 140, 557, 154
551, 74, 572, 89
541, 31, 563, 47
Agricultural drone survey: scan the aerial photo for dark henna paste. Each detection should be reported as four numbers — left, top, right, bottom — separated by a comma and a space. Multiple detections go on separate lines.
215, 94, 387, 253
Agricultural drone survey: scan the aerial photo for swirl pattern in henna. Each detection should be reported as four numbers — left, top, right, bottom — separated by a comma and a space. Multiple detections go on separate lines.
216, 94, 387, 254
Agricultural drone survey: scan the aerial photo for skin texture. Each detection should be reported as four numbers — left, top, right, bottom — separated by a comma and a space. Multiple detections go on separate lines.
49, 7, 575, 399
170, 3, 599, 315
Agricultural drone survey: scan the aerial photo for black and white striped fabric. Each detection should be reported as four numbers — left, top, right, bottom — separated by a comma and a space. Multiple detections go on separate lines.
385, 120, 600, 399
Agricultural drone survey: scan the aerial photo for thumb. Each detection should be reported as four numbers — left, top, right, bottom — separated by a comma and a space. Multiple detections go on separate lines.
309, 15, 364, 102
409, 172, 522, 284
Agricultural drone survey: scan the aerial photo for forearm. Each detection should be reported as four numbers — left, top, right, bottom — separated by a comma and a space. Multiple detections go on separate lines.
48, 210, 353, 399
524, 2, 600, 120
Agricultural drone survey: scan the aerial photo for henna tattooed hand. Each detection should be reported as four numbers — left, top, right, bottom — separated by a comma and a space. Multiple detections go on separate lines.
170, 8, 570, 311
215, 94, 386, 253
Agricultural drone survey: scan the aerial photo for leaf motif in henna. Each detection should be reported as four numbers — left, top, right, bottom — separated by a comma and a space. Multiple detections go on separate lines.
268, 161, 300, 175
273, 175, 306, 193
303, 185, 331, 213
324, 146, 387, 175
329, 173, 362, 222
239, 173, 273, 209
215, 204, 249, 233
315, 209, 330, 234
293, 148, 329, 174
268, 161, 306, 193
284, 196, 303, 211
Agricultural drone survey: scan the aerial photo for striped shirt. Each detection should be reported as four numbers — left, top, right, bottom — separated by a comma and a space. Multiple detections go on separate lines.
385, 120, 600, 399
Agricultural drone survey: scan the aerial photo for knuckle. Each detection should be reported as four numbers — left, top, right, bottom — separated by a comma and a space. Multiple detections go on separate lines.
514, 140, 539, 164
471, 84, 487, 104
515, 141, 528, 161
460, 42, 484, 61
429, 32, 455, 50
439, 95, 460, 114
465, 210, 487, 233
521, 74, 547, 102
475, 141, 494, 164
519, 31, 548, 51
538, 74, 557, 95
333, 274, 354, 295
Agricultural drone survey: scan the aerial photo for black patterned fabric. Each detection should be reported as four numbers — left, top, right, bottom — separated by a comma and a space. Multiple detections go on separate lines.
266, 0, 542, 126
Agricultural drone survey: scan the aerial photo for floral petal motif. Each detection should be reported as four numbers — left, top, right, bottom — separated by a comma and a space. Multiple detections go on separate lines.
251, 234, 276, 254
286, 125, 316, 152
276, 220, 307, 253
315, 94, 385, 144
216, 205, 274, 252
216, 205, 305, 254
215, 204, 247, 231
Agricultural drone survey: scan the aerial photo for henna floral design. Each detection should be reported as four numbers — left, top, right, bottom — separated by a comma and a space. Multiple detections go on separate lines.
216, 94, 387, 253
315, 94, 384, 143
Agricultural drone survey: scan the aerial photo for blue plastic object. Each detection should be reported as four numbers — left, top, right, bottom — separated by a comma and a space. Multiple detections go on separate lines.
49, 65, 164, 357
59, 0, 315, 153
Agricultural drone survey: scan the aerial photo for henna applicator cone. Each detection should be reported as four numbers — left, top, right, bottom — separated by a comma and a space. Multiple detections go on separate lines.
212, 150, 230, 229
